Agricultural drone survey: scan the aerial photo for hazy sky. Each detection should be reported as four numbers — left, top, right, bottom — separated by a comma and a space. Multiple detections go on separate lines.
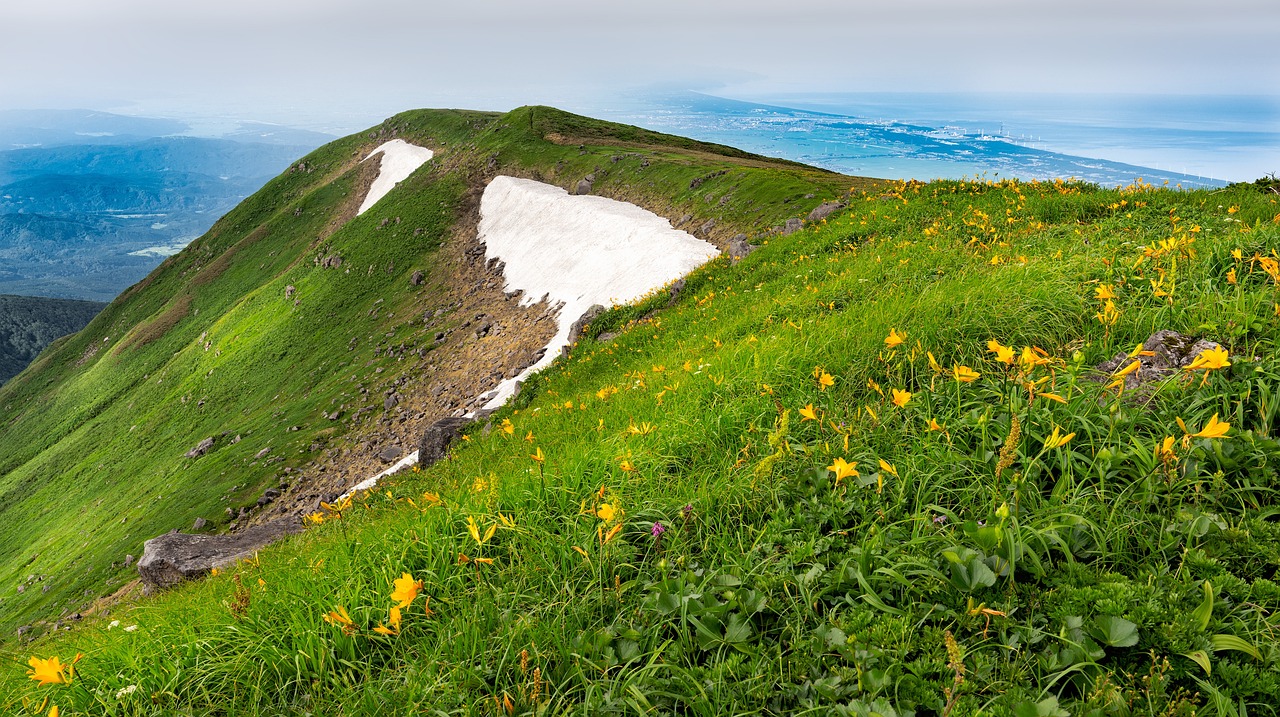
3, 0, 1277, 130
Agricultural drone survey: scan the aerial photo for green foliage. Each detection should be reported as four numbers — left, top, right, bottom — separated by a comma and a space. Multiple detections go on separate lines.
3, 110, 1280, 715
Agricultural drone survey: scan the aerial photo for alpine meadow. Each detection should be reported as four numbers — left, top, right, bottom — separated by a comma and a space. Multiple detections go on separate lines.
3, 106, 1280, 716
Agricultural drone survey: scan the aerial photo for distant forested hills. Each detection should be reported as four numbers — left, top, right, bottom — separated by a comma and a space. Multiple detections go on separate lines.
0, 294, 104, 384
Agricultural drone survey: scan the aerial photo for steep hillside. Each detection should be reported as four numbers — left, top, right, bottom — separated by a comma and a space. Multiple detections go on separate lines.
3, 108, 1279, 715
0, 295, 105, 384
0, 106, 856, 642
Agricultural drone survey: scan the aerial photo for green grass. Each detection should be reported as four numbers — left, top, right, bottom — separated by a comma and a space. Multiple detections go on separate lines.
0, 107, 857, 644
3, 161, 1279, 715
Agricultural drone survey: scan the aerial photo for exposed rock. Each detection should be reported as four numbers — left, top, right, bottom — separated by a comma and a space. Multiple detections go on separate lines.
285, 285, 296, 299
699, 219, 717, 236
728, 234, 757, 263
418, 416, 472, 469
137, 518, 304, 590
378, 445, 403, 463
384, 393, 400, 410
677, 213, 693, 226
564, 304, 607, 356
186, 437, 215, 459
124, 554, 134, 566
1091, 329, 1223, 393
254, 447, 271, 460
667, 278, 686, 306
574, 178, 593, 195
192, 517, 207, 531
807, 201, 845, 222
782, 218, 804, 235
410, 270, 425, 286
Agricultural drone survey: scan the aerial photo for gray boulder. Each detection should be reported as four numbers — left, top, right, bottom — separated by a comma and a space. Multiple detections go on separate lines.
807, 202, 845, 222
782, 218, 804, 235
137, 518, 304, 590
1092, 329, 1223, 392
418, 416, 472, 469
728, 234, 757, 263
186, 437, 215, 459
563, 304, 607, 357
378, 445, 403, 463
574, 178, 593, 195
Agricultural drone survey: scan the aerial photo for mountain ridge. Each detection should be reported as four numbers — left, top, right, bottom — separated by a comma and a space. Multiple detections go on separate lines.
2, 105, 1278, 715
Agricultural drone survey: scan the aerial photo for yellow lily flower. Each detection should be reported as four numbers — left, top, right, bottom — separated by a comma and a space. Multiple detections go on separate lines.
530, 447, 545, 464
826, 457, 859, 485
596, 502, 619, 522
952, 365, 980, 383
1186, 346, 1230, 372
799, 404, 818, 421
1114, 360, 1141, 378
1043, 426, 1076, 450
373, 606, 401, 636
1190, 414, 1231, 439
27, 656, 65, 686
1095, 284, 1116, 301
884, 328, 906, 349
391, 573, 424, 609
891, 389, 912, 408
927, 418, 944, 432
987, 340, 1016, 365
817, 371, 835, 390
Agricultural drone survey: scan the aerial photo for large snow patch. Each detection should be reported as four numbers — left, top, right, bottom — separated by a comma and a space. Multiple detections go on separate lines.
339, 175, 718, 498
475, 175, 719, 409
357, 140, 434, 215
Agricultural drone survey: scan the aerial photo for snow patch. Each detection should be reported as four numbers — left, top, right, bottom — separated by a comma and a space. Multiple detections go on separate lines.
338, 175, 718, 499
474, 176, 719, 411
357, 139, 434, 216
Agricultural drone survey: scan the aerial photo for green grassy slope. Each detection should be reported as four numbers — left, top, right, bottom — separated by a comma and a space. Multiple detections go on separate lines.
0, 107, 857, 644
2, 160, 1277, 714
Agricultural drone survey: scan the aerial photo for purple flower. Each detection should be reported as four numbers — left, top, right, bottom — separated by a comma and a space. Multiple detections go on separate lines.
932, 514, 947, 525
682, 503, 694, 517
651, 522, 666, 537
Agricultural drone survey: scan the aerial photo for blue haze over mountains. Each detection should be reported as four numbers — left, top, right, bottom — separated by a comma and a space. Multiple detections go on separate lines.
589, 93, 1278, 189
0, 110, 331, 301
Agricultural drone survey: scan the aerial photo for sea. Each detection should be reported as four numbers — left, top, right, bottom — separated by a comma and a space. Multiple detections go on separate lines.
581, 92, 1280, 189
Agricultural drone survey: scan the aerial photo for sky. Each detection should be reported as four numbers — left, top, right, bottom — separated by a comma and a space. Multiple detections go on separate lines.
2, 0, 1278, 133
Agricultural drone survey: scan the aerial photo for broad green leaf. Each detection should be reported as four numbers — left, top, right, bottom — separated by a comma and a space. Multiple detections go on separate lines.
1089, 615, 1139, 647
1211, 633, 1262, 661
1182, 649, 1212, 675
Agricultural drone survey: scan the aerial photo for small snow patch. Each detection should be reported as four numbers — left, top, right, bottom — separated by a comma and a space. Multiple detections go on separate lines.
357, 140, 434, 215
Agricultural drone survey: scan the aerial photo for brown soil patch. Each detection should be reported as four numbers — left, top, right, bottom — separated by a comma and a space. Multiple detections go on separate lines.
114, 293, 193, 354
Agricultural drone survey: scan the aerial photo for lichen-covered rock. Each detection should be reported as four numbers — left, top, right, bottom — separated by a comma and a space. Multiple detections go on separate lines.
1092, 329, 1222, 392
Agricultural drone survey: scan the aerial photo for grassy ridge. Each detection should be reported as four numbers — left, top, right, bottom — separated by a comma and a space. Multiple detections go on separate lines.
3, 169, 1278, 714
0, 108, 856, 643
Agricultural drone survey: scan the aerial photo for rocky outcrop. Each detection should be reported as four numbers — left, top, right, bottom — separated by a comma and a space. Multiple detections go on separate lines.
1092, 329, 1223, 392
782, 218, 803, 235
728, 234, 757, 263
418, 416, 472, 470
563, 304, 606, 356
137, 518, 303, 590
186, 437, 215, 458
807, 201, 845, 223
